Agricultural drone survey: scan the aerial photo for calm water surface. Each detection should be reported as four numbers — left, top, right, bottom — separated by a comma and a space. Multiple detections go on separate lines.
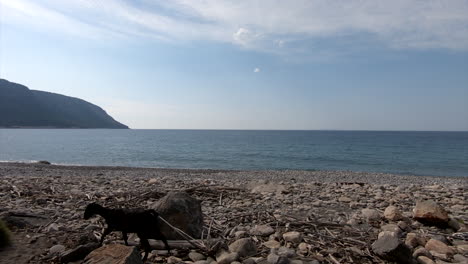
0, 129, 467, 177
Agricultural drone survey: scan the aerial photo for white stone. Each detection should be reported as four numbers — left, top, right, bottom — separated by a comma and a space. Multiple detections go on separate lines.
282, 231, 302, 244
263, 240, 281, 249
384, 206, 403, 221
250, 225, 275, 236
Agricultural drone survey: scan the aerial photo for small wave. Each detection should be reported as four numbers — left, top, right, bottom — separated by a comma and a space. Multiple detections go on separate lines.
0, 159, 40, 164
0, 160, 84, 166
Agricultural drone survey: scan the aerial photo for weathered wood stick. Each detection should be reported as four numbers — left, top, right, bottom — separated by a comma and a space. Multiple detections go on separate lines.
123, 239, 221, 250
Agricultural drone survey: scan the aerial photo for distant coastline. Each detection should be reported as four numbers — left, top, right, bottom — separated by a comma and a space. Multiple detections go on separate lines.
0, 79, 128, 129
0, 126, 130, 129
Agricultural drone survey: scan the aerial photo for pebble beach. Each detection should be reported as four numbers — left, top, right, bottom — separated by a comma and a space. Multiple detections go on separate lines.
0, 162, 467, 264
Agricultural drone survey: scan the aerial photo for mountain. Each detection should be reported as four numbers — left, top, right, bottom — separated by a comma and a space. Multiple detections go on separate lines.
0, 79, 129, 128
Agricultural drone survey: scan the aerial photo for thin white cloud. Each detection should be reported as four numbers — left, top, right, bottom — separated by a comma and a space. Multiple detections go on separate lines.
233, 28, 251, 46
0, 0, 110, 39
254, 68, 260, 73
1, 0, 468, 53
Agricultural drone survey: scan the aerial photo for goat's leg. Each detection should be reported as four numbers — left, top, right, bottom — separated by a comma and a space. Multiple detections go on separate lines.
138, 235, 151, 262
100, 228, 112, 245
154, 229, 171, 254
122, 232, 128, 246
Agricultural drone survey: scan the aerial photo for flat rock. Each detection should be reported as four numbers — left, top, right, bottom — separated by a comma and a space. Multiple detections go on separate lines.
167, 256, 183, 264
250, 225, 275, 236
263, 240, 281, 249
193, 261, 210, 264
49, 244, 66, 255
83, 244, 143, 264
453, 254, 468, 263
189, 252, 206, 262
456, 244, 468, 254
338, 196, 352, 203
413, 248, 432, 259
251, 184, 286, 196
425, 239, 454, 256
413, 200, 449, 227
417, 256, 435, 264
60, 242, 100, 263
2, 211, 49, 229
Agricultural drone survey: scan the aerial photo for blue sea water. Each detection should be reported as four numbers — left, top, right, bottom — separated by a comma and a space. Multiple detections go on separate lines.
0, 129, 467, 177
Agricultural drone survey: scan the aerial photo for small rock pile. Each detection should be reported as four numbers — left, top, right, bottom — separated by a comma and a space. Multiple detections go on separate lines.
371, 200, 467, 264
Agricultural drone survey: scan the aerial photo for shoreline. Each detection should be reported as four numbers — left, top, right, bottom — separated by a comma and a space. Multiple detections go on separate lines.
0, 161, 466, 185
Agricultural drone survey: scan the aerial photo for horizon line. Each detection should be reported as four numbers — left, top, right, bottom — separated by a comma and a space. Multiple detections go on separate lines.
2, 127, 466, 132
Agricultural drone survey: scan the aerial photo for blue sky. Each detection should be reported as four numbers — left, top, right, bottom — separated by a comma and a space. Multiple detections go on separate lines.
0, 0, 467, 130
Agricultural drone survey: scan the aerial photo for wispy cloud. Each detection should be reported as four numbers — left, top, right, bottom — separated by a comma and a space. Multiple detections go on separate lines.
0, 0, 110, 39
254, 68, 261, 73
2, 0, 468, 53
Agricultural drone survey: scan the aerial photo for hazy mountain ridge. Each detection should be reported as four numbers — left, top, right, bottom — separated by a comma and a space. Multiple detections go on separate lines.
0, 79, 128, 128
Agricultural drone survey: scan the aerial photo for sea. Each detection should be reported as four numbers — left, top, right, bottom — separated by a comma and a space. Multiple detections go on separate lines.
0, 129, 467, 177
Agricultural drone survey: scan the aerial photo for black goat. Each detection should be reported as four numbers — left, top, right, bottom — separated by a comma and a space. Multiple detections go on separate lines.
84, 203, 170, 261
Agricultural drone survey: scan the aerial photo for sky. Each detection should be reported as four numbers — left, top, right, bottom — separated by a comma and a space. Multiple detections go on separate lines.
0, 0, 467, 130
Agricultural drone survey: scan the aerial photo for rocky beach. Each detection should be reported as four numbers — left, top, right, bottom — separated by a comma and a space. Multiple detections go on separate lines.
0, 162, 467, 264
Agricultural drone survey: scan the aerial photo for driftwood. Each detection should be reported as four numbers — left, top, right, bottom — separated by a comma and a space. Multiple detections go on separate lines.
83, 183, 384, 263
123, 238, 222, 250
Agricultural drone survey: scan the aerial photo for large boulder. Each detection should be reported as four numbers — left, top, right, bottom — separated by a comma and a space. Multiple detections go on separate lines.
371, 233, 414, 264
83, 244, 143, 264
152, 192, 203, 240
413, 200, 449, 227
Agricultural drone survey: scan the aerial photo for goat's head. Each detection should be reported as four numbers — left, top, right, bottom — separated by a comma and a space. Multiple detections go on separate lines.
84, 202, 103, 219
